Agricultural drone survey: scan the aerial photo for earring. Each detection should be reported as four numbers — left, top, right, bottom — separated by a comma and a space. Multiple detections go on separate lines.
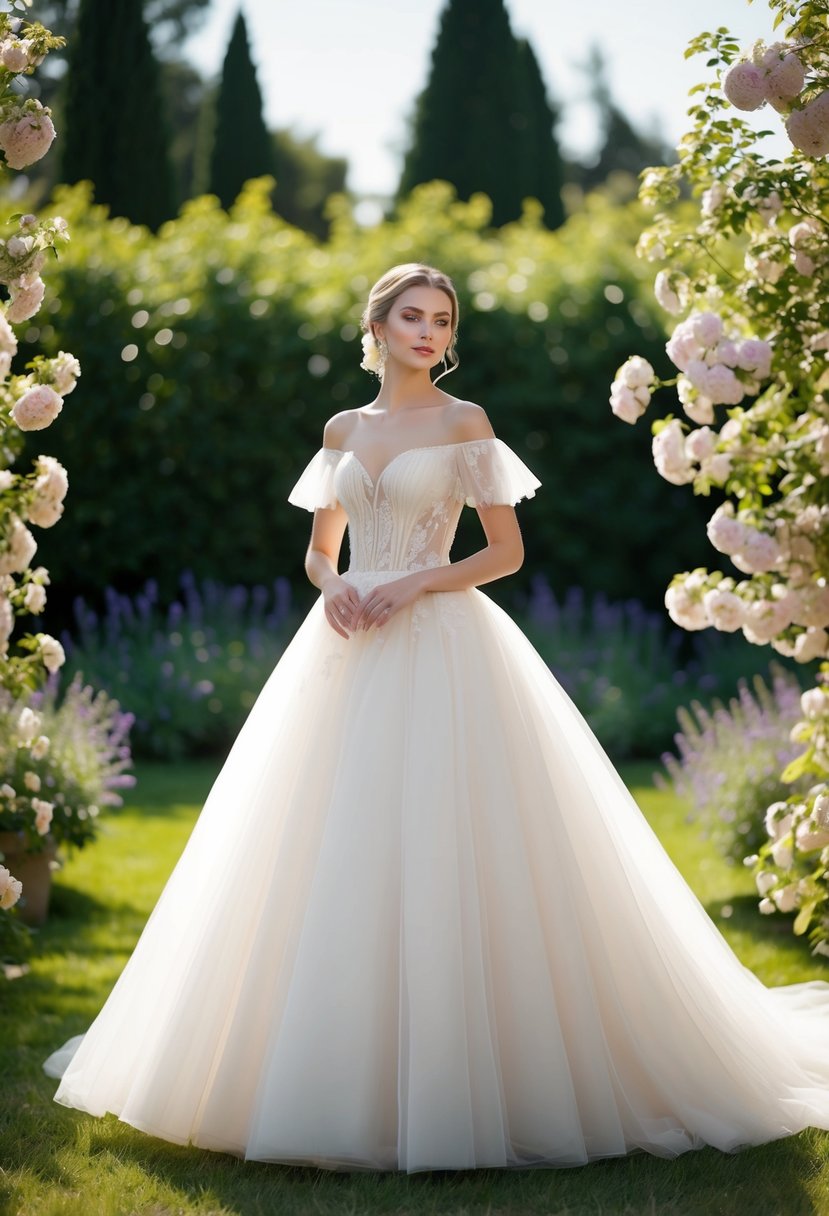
378, 338, 389, 360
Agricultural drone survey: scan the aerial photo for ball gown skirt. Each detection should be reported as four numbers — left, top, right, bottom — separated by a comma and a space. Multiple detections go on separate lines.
42, 437, 829, 1174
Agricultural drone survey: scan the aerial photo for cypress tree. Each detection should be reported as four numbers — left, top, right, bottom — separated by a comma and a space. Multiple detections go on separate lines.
397, 0, 529, 227
207, 11, 275, 210
515, 38, 565, 229
578, 47, 673, 193
59, 0, 175, 229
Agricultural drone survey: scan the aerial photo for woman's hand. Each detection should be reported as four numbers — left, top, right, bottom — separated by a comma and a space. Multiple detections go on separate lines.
353, 572, 426, 632
321, 575, 363, 639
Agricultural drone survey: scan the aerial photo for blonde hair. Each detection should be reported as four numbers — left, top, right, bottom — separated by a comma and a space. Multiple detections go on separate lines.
360, 262, 460, 383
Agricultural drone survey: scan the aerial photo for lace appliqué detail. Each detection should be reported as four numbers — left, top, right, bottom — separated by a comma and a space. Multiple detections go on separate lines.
404, 499, 450, 571
411, 591, 468, 637
455, 441, 494, 506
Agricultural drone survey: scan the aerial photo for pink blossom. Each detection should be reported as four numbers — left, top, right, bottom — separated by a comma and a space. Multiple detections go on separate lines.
0, 515, 36, 575
653, 420, 695, 485
0, 40, 32, 74
666, 322, 703, 372
690, 311, 724, 348
764, 53, 805, 110
11, 384, 63, 431
707, 505, 746, 555
685, 426, 715, 463
665, 582, 708, 631
39, 634, 65, 673
735, 338, 772, 378
794, 627, 829, 662
724, 61, 768, 111
701, 182, 725, 216
617, 355, 654, 389
702, 363, 745, 406
6, 276, 45, 322
736, 528, 782, 572
0, 311, 17, 355
654, 271, 683, 315
676, 375, 714, 425
703, 587, 744, 632
792, 584, 829, 628
712, 340, 739, 367
793, 250, 816, 276
0, 105, 56, 170
786, 92, 829, 157
0, 865, 22, 909
32, 797, 53, 835
609, 381, 646, 425
772, 883, 800, 912
702, 453, 732, 485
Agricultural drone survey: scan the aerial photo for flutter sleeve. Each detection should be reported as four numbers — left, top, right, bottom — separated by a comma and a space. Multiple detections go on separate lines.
287, 448, 343, 511
454, 438, 542, 507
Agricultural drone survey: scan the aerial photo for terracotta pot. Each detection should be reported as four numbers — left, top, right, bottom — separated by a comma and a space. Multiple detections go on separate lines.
0, 830, 58, 925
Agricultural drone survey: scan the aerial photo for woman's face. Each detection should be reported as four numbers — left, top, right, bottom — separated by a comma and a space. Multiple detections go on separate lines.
374, 286, 454, 375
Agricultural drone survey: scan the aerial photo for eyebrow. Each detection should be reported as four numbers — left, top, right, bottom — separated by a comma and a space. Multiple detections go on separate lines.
399, 305, 451, 317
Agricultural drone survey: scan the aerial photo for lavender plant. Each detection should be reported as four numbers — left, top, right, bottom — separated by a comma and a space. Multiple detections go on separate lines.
60, 570, 297, 760
658, 665, 810, 863
520, 575, 788, 758
0, 670, 135, 854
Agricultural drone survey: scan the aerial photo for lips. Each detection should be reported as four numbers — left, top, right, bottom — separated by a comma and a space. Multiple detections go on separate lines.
413, 346, 434, 354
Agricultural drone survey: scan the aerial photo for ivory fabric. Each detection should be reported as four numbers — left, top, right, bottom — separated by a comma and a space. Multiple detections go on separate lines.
43, 438, 829, 1173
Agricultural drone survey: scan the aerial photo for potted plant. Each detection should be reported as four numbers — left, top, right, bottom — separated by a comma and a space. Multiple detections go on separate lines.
0, 670, 135, 925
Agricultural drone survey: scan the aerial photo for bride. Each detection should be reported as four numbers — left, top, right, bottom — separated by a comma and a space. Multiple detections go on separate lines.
43, 262, 829, 1174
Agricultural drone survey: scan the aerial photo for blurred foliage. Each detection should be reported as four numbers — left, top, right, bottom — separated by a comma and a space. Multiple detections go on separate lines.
570, 47, 674, 198
14, 175, 715, 629
270, 129, 349, 242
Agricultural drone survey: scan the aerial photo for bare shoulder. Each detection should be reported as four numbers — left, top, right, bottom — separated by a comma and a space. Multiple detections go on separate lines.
446, 400, 497, 443
322, 409, 358, 450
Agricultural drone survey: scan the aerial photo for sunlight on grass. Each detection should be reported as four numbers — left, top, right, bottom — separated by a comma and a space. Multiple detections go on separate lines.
2, 759, 829, 1216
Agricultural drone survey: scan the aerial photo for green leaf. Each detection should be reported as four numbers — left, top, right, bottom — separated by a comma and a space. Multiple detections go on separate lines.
794, 902, 817, 936
781, 751, 814, 783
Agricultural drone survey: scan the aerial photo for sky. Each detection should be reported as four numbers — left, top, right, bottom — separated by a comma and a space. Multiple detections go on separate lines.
183, 0, 785, 202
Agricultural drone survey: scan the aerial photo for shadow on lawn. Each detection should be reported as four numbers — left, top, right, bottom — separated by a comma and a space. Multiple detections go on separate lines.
702, 891, 820, 959
52, 1114, 823, 1216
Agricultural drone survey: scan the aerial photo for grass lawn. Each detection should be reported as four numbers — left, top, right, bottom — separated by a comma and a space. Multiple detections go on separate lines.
2, 758, 829, 1216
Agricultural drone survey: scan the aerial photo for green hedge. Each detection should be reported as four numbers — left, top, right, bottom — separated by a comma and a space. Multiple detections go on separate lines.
20, 177, 713, 623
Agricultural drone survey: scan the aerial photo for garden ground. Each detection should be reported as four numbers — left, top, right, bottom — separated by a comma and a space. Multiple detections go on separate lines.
2, 760, 829, 1216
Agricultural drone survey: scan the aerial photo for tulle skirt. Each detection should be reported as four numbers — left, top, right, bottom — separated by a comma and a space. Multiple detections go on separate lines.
43, 571, 829, 1172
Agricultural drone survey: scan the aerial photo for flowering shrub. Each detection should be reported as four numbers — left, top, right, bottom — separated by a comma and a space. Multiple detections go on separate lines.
658, 665, 809, 862
608, 0, 829, 952
60, 570, 297, 759
0, 670, 135, 855
0, 3, 80, 923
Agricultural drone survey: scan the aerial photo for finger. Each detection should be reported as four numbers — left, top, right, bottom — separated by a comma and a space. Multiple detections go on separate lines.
335, 602, 354, 627
326, 608, 350, 639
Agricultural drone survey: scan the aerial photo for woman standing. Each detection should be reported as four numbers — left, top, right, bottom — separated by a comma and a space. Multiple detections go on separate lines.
44, 263, 829, 1173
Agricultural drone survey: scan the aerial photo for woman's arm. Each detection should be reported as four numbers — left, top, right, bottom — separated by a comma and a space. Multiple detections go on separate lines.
302, 414, 362, 638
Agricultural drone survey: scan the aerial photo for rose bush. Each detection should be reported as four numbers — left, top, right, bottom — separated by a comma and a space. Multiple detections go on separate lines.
0, 1, 79, 930
610, 0, 829, 954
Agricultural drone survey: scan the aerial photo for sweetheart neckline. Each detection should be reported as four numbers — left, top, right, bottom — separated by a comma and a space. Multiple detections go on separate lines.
325, 438, 494, 491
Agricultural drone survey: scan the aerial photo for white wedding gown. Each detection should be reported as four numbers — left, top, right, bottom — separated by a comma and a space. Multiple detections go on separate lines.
43, 436, 829, 1173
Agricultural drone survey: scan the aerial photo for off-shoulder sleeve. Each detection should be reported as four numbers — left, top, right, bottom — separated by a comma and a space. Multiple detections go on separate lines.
454, 438, 541, 507
287, 448, 343, 511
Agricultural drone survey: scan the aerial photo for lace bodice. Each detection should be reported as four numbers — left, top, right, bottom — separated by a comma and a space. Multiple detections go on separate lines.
288, 438, 541, 574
